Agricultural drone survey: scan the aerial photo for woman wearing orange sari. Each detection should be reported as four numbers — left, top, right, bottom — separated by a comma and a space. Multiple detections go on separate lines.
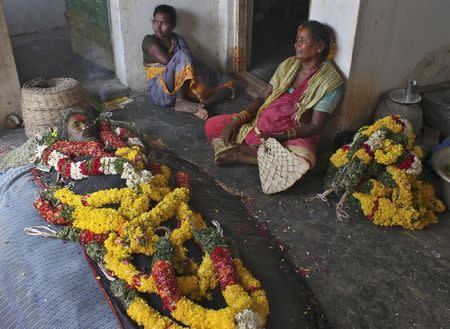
205, 21, 344, 193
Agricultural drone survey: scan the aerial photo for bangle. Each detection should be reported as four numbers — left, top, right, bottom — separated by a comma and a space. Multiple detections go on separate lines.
286, 128, 297, 140
231, 115, 242, 125
239, 111, 251, 123
231, 111, 251, 125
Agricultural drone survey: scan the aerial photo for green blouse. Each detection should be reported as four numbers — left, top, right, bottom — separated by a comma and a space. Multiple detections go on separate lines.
142, 34, 171, 64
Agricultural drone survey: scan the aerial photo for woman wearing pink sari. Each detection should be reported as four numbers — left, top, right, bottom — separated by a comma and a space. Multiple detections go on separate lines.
204, 21, 344, 193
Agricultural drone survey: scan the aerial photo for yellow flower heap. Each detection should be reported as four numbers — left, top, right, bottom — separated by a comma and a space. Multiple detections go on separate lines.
48, 165, 269, 329
326, 115, 444, 230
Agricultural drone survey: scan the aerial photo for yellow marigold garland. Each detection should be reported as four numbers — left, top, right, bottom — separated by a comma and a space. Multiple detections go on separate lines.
102, 186, 269, 328
361, 115, 404, 136
197, 254, 218, 296
412, 145, 423, 159
128, 297, 182, 329
115, 146, 145, 170
374, 139, 404, 165
387, 166, 413, 207
369, 179, 391, 197
72, 207, 127, 234
353, 149, 372, 165
330, 147, 349, 167
46, 160, 269, 328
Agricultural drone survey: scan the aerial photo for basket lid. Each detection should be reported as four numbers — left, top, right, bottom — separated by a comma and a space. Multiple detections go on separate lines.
22, 78, 82, 95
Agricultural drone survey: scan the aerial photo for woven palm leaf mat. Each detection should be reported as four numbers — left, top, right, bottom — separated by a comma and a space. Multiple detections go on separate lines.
86, 150, 328, 329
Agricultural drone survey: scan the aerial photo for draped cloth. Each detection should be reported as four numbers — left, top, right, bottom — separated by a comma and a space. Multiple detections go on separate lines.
236, 57, 343, 144
144, 33, 235, 107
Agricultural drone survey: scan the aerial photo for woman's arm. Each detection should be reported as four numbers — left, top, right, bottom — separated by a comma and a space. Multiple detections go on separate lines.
221, 85, 273, 145
258, 85, 344, 142
293, 110, 328, 137
256, 111, 328, 142
244, 84, 273, 117
147, 44, 170, 65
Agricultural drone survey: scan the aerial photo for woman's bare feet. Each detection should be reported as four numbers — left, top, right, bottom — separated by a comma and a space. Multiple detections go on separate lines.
175, 97, 208, 120
202, 87, 233, 107
215, 146, 257, 166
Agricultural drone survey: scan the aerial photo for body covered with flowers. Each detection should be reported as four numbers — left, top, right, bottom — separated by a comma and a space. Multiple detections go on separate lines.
31, 120, 269, 329
324, 115, 444, 229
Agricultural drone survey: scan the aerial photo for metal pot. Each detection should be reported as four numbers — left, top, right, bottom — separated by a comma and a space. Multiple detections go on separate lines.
431, 146, 450, 208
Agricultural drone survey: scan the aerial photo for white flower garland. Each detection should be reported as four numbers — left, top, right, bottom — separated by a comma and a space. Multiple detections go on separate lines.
365, 129, 386, 152
235, 309, 265, 329
70, 162, 88, 180
44, 150, 153, 187
120, 162, 153, 187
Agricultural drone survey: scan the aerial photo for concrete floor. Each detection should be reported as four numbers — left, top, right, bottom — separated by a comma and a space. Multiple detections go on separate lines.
1, 31, 449, 329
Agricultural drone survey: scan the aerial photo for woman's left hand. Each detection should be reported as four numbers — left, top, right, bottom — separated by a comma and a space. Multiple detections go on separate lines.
256, 131, 287, 142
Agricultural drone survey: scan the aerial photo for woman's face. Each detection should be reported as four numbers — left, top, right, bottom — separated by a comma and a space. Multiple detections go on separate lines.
152, 12, 173, 39
66, 113, 96, 141
294, 27, 324, 62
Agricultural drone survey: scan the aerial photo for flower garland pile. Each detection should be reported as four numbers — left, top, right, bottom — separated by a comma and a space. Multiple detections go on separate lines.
33, 120, 152, 187
317, 115, 445, 229
30, 156, 269, 328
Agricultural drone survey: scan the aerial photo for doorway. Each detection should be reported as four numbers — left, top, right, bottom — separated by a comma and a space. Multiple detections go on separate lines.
247, 0, 309, 83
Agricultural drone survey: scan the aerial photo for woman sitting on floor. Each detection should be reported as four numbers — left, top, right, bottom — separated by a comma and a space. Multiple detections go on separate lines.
204, 20, 344, 193
143, 4, 235, 120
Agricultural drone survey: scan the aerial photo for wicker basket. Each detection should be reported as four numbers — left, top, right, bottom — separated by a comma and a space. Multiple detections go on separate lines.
21, 78, 89, 138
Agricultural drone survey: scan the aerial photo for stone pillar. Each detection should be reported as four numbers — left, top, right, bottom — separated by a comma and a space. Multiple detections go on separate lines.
0, 0, 21, 130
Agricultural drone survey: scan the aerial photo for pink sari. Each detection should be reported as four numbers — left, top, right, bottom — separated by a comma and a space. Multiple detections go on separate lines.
205, 74, 318, 167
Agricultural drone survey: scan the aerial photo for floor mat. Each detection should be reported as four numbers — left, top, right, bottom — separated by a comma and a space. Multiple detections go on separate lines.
0, 144, 15, 160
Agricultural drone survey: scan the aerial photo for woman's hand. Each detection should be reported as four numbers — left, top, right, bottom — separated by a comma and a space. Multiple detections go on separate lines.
221, 120, 241, 146
256, 131, 287, 143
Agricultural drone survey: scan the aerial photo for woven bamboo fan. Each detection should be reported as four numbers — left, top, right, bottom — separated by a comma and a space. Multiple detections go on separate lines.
21, 78, 89, 138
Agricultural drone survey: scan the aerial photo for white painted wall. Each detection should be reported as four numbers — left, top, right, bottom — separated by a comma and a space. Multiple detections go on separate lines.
111, 0, 223, 91
0, 0, 21, 129
309, 0, 361, 78
110, 0, 450, 133
3, 0, 66, 36
341, 0, 450, 130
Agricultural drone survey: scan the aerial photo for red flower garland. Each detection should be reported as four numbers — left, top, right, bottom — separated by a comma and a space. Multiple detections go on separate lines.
147, 162, 161, 174
151, 260, 182, 311
99, 122, 127, 149
79, 230, 108, 246
361, 143, 374, 156
210, 246, 240, 289
391, 114, 405, 128
398, 153, 415, 170
175, 171, 191, 190
33, 198, 71, 225
50, 141, 109, 158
